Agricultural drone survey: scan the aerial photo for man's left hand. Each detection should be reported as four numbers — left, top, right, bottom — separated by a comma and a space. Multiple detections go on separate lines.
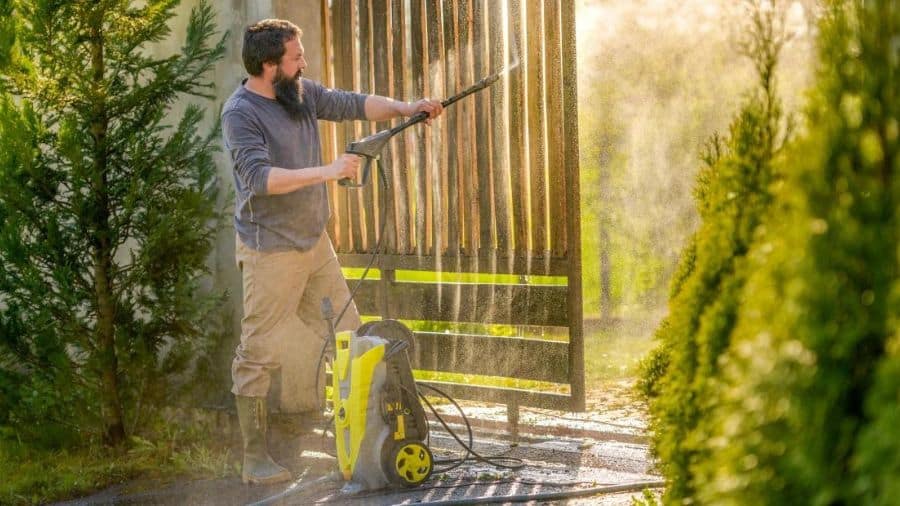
406, 99, 444, 125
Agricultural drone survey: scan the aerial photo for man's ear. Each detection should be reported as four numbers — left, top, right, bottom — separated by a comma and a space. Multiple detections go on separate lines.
262, 60, 278, 78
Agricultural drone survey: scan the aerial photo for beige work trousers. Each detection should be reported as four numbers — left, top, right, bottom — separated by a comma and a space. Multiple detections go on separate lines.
231, 232, 361, 412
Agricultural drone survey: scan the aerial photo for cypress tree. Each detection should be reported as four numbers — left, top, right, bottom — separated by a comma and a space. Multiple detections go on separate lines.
639, 2, 789, 501
696, 0, 899, 503
0, 0, 225, 446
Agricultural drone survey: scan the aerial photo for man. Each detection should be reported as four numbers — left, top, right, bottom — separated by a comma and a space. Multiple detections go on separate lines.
222, 19, 443, 485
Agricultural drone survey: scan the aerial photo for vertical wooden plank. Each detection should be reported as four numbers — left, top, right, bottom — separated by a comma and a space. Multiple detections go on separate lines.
473, 0, 495, 254
426, 0, 444, 257
373, 0, 395, 253
526, 0, 548, 255
488, 0, 511, 253
346, 3, 365, 252
357, 0, 376, 252
332, 0, 354, 253
457, 0, 478, 255
391, 0, 411, 254
544, 0, 567, 258
561, 0, 584, 412
442, 0, 460, 256
321, 0, 340, 246
410, 0, 429, 256
507, 0, 529, 253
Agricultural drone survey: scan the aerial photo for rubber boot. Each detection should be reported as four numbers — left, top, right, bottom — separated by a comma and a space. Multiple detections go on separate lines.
236, 395, 292, 485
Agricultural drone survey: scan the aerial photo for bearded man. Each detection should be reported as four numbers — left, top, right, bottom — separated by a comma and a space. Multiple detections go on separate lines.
222, 19, 443, 485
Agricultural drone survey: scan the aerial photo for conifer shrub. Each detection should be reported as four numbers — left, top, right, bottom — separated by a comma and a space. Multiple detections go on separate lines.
0, 0, 226, 447
693, 1, 899, 503
639, 2, 790, 501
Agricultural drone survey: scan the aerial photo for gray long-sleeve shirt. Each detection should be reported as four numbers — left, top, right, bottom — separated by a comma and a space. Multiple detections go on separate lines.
222, 79, 367, 252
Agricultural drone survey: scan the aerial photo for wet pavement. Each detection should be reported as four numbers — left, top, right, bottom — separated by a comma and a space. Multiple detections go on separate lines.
59, 385, 663, 505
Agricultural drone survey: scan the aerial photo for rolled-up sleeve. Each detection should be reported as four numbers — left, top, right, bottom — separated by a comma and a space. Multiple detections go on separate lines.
304, 79, 368, 122
223, 110, 271, 196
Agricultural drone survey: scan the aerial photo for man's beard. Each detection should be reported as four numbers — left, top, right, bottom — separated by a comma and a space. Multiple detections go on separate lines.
274, 67, 305, 120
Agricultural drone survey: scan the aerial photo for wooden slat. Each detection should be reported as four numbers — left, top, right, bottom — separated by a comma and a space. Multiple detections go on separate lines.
358, 0, 377, 252
390, 0, 411, 254
332, 0, 353, 253
339, 253, 568, 275
324, 374, 572, 411
488, 0, 511, 253
457, 0, 478, 256
442, 0, 461, 255
526, 0, 548, 254
506, 0, 528, 252
412, 332, 569, 383
427, 0, 444, 256
472, 0, 494, 254
321, 0, 340, 245
544, 0, 566, 257
454, 0, 479, 316
372, 0, 395, 253
416, 381, 572, 411
561, 0, 584, 412
351, 280, 569, 326
410, 0, 428, 256
427, 0, 447, 256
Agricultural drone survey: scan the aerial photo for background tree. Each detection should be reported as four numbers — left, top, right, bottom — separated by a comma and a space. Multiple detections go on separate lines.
0, 0, 225, 446
576, 0, 815, 326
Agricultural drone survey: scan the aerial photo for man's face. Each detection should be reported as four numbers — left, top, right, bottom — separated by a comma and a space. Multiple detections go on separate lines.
272, 37, 307, 119
275, 37, 306, 83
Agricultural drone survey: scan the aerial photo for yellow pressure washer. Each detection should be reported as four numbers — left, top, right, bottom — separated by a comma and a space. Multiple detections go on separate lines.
326, 317, 433, 490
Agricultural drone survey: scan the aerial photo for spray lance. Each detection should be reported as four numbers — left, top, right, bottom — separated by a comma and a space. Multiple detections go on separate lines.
337, 66, 509, 188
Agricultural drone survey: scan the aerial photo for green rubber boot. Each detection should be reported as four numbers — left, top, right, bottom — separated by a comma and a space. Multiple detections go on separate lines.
236, 395, 292, 485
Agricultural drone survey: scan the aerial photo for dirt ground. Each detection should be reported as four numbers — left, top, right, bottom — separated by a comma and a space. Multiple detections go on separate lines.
58, 381, 662, 505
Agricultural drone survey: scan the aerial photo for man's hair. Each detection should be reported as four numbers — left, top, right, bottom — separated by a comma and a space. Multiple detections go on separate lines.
242, 19, 303, 76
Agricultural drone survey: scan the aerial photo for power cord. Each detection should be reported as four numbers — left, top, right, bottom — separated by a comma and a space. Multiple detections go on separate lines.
416, 383, 525, 472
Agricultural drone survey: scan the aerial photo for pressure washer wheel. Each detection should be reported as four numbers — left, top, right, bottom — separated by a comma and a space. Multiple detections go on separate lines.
383, 440, 433, 487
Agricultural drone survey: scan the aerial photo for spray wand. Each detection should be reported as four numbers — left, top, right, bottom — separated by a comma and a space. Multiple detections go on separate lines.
338, 65, 512, 188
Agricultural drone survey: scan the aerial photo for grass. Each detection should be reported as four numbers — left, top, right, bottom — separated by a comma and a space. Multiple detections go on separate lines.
584, 321, 657, 388
0, 408, 235, 505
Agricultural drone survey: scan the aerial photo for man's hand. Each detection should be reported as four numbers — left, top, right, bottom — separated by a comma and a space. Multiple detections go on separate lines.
329, 154, 361, 181
405, 99, 444, 125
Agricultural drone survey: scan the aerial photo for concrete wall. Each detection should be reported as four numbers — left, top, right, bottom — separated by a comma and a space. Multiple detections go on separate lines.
150, 0, 326, 405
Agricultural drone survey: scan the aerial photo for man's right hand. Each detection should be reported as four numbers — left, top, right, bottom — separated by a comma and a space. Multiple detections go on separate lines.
330, 154, 361, 181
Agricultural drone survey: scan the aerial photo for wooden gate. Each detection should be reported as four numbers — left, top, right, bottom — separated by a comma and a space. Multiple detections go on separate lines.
319, 0, 583, 416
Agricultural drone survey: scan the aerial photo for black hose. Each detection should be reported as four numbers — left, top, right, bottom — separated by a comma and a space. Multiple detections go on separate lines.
417, 383, 525, 472
314, 157, 390, 409
410, 480, 666, 506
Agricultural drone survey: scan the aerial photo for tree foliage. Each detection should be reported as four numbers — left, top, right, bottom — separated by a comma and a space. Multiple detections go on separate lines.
694, 1, 899, 503
641, 0, 900, 503
0, 0, 226, 446
638, 1, 791, 501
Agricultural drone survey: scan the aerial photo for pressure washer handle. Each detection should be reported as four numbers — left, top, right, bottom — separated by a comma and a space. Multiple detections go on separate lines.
337, 156, 374, 188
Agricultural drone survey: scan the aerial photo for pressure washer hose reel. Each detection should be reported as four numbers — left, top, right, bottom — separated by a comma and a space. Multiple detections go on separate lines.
330, 319, 433, 491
